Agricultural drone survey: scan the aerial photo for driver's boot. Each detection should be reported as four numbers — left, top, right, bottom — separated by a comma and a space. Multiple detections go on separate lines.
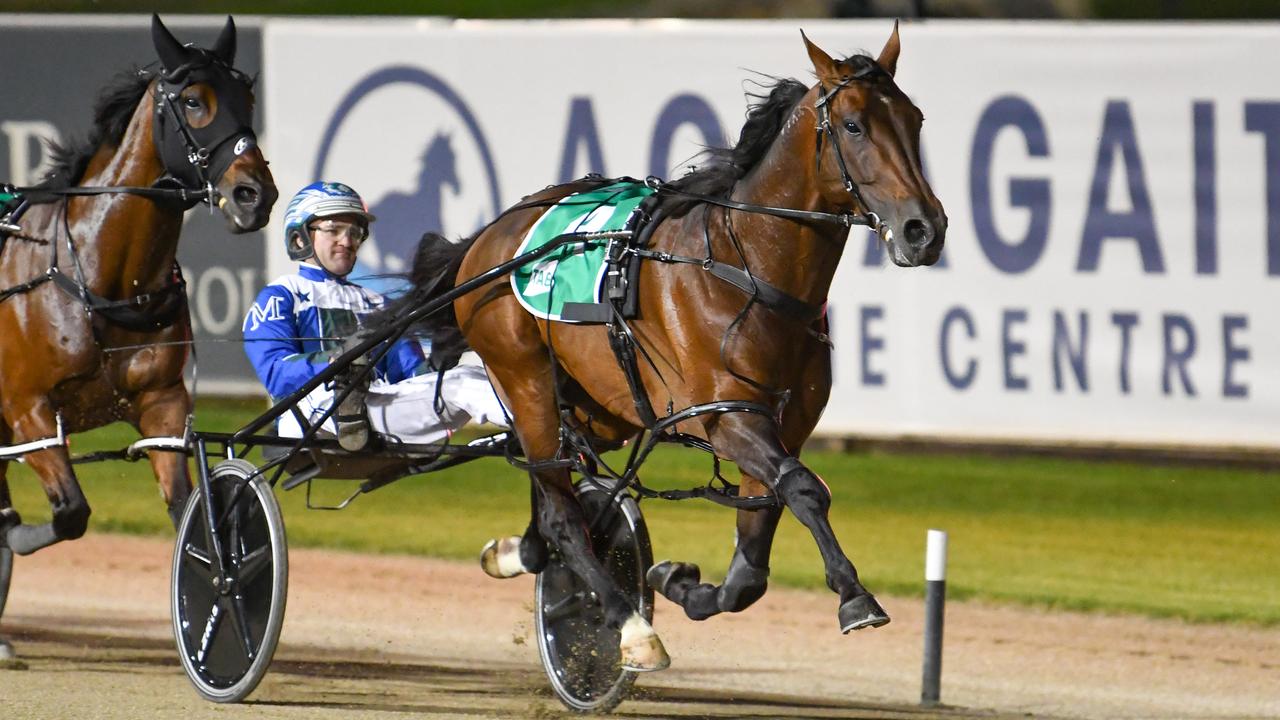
334, 355, 372, 452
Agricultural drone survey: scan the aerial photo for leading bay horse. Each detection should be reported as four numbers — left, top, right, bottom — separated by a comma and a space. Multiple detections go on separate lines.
408, 25, 944, 670
0, 17, 276, 564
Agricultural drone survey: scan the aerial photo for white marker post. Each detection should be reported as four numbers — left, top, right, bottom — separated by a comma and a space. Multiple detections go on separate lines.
921, 529, 948, 706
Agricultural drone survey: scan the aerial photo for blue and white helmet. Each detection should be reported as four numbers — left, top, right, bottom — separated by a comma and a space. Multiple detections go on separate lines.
283, 181, 376, 261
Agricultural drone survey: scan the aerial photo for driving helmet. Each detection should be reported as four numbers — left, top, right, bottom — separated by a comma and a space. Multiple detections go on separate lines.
283, 181, 376, 261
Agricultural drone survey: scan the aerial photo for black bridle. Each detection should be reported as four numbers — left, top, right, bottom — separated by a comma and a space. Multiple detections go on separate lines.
813, 74, 891, 243
149, 49, 258, 207
649, 73, 891, 242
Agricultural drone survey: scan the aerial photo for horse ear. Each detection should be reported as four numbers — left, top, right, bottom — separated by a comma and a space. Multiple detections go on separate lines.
212, 16, 237, 65
800, 29, 840, 84
151, 14, 190, 73
877, 20, 901, 78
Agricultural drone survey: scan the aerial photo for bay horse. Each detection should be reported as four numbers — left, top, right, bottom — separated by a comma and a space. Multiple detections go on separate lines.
0, 16, 276, 560
406, 25, 943, 670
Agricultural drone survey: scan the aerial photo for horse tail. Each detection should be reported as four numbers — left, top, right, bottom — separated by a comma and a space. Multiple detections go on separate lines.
381, 231, 477, 368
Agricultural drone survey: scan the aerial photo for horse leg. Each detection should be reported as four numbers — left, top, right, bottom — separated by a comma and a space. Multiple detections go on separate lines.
0, 421, 17, 534
133, 383, 192, 530
708, 413, 888, 632
648, 477, 781, 620
3, 401, 90, 556
482, 350, 668, 670
480, 480, 549, 578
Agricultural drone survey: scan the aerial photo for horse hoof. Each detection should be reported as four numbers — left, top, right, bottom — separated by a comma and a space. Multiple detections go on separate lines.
645, 560, 700, 598
479, 536, 527, 579
839, 593, 891, 633
618, 614, 670, 672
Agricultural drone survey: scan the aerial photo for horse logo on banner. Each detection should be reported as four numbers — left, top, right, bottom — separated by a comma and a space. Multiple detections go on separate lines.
314, 66, 502, 294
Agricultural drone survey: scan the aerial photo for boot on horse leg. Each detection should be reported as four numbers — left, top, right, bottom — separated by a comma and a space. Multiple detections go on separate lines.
648, 489, 780, 621
480, 484, 548, 579
536, 478, 669, 672
3, 427, 90, 555
774, 457, 889, 631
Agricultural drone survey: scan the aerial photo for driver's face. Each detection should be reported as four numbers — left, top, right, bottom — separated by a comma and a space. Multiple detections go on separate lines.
309, 213, 368, 277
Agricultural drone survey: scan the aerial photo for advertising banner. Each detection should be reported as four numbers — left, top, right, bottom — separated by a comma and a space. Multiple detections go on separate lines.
263, 19, 1280, 449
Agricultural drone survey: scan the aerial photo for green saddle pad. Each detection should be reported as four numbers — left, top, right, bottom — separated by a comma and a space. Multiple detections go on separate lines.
511, 180, 654, 322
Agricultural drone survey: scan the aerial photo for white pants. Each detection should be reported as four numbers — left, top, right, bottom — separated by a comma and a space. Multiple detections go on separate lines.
279, 363, 508, 445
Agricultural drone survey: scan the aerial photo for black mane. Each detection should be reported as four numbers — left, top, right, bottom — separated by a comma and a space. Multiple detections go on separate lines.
662, 53, 884, 217
38, 69, 154, 190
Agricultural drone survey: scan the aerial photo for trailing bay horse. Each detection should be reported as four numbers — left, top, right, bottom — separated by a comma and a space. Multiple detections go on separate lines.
0, 16, 276, 559
407, 25, 943, 670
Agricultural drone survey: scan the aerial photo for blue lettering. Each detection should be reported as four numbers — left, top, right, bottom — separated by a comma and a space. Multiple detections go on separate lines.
1194, 102, 1217, 274
939, 306, 977, 390
1111, 311, 1139, 395
1052, 310, 1089, 392
970, 96, 1051, 274
1002, 309, 1029, 391
557, 97, 606, 182
1078, 101, 1165, 273
860, 305, 886, 386
1161, 313, 1197, 396
1222, 315, 1250, 399
1244, 102, 1280, 276
649, 94, 725, 178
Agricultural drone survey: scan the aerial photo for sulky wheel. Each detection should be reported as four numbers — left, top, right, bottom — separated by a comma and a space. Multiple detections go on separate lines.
171, 458, 287, 703
535, 478, 654, 714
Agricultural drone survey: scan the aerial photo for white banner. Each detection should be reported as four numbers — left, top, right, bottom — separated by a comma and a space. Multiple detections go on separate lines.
265, 19, 1280, 449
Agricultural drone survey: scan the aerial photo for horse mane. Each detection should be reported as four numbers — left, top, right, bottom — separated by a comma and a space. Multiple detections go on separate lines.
375, 231, 475, 365
662, 53, 883, 217
38, 68, 155, 190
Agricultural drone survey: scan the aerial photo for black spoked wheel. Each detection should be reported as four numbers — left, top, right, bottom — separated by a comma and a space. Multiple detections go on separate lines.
171, 459, 287, 703
535, 479, 653, 714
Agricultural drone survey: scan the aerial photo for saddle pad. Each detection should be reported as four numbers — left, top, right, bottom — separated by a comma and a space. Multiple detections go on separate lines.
511, 180, 654, 322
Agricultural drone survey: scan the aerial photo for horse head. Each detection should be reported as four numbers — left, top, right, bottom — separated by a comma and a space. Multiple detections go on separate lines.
150, 14, 277, 233
420, 132, 461, 197
802, 24, 946, 267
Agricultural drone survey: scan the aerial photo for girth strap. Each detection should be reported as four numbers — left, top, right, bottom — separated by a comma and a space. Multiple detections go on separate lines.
48, 263, 187, 332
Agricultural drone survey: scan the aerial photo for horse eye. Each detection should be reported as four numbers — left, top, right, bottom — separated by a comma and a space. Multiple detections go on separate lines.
844, 120, 863, 137
183, 97, 202, 110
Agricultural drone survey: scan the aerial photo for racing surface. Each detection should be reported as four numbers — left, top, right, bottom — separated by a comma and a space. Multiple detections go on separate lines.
2, 534, 1277, 719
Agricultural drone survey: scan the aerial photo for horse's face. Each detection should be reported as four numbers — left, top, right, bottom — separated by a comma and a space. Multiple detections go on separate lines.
804, 26, 947, 267
151, 15, 278, 233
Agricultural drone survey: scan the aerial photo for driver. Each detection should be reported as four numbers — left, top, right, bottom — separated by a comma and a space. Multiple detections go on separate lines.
242, 181, 506, 449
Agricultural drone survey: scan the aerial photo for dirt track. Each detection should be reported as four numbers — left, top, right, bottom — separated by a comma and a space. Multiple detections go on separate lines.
1, 534, 1277, 719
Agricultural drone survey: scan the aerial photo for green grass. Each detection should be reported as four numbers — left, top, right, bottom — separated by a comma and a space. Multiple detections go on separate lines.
6, 397, 1278, 625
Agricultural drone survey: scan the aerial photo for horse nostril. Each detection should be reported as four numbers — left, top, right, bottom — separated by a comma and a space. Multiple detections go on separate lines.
904, 218, 931, 247
233, 184, 260, 209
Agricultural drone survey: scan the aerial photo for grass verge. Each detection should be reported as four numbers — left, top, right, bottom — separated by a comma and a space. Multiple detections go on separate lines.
5, 397, 1277, 625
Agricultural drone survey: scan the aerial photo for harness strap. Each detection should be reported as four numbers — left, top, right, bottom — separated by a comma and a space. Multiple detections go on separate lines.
0, 413, 67, 461
647, 177, 870, 229
48, 263, 188, 332
630, 247, 827, 330
0, 269, 54, 305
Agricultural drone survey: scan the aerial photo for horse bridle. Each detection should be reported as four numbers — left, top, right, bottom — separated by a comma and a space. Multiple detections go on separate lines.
650, 71, 892, 241
813, 73, 891, 243
150, 48, 258, 208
